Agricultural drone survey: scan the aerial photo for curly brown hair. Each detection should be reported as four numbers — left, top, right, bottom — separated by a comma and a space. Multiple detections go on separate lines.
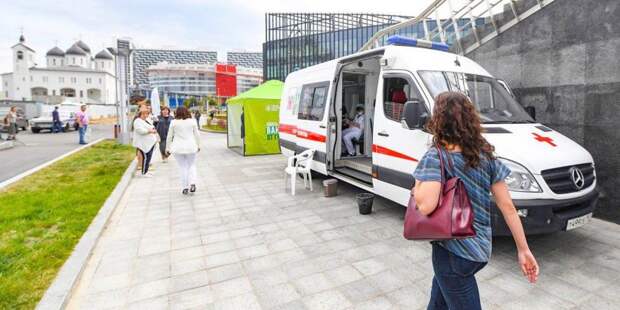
426, 91, 495, 169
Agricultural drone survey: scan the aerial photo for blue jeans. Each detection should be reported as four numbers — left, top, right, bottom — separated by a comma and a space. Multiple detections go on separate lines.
78, 125, 87, 144
52, 121, 62, 133
428, 243, 487, 310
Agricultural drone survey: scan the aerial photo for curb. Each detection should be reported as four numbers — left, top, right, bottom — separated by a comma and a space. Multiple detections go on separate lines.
36, 158, 138, 310
199, 127, 226, 134
0, 138, 105, 190
0, 140, 14, 151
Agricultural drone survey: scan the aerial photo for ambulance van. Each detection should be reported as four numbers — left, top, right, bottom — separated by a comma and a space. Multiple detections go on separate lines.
278, 36, 599, 235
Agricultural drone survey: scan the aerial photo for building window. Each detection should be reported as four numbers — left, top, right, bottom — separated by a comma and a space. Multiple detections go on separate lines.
80, 90, 83, 97
59, 77, 64, 83
72, 57, 76, 65
17, 51, 23, 60
30, 76, 33, 82
99, 78, 102, 84
53, 58, 56, 65
80, 58, 83, 65
52, 90, 56, 96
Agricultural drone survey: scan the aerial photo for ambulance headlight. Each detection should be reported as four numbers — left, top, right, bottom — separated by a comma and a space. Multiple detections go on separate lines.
499, 159, 542, 193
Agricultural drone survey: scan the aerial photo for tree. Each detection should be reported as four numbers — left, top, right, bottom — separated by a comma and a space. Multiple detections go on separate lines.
184, 96, 197, 108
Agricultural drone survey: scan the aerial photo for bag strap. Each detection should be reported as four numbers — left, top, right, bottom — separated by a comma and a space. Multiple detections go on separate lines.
435, 144, 446, 185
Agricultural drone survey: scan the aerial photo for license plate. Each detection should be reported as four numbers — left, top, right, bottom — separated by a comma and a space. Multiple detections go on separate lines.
566, 213, 592, 230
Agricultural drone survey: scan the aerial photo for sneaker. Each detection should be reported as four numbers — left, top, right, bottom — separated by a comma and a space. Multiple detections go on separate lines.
190, 184, 196, 193
162, 158, 168, 163
141, 173, 153, 178
182, 188, 189, 195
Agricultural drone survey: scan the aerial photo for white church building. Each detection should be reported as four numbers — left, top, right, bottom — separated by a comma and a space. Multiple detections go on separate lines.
1, 35, 117, 105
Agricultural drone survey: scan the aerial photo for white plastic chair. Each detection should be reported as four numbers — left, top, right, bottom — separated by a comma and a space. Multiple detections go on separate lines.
284, 149, 315, 195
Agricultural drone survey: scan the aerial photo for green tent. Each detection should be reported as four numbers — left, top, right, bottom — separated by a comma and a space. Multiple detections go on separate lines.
227, 80, 283, 155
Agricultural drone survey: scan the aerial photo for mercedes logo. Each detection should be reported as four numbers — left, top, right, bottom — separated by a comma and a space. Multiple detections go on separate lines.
569, 167, 585, 190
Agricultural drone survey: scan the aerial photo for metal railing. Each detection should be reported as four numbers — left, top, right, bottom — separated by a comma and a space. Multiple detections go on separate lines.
359, 0, 556, 55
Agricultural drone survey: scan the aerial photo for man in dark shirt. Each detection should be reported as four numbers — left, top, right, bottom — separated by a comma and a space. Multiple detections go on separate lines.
52, 106, 62, 133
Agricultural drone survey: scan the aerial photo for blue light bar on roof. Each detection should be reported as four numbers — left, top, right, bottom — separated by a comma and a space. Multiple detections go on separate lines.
386, 35, 450, 52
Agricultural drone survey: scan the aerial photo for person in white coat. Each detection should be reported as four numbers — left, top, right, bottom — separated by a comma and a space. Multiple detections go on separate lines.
166, 106, 201, 195
133, 105, 158, 177
342, 106, 365, 156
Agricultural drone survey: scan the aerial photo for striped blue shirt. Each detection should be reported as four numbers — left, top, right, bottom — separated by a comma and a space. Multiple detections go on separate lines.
413, 147, 510, 262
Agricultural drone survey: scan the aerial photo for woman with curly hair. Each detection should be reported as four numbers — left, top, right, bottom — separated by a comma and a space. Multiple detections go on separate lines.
412, 91, 539, 310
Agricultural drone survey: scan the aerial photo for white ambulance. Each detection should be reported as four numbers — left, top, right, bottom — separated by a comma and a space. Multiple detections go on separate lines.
278, 36, 598, 235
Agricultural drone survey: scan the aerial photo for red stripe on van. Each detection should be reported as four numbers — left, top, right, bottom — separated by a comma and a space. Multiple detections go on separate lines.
279, 124, 297, 135
296, 129, 326, 143
372, 144, 418, 162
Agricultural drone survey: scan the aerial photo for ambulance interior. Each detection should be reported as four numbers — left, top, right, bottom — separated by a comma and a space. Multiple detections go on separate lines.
333, 56, 381, 183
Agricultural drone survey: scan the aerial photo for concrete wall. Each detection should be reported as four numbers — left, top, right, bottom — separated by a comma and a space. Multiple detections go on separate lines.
466, 0, 620, 223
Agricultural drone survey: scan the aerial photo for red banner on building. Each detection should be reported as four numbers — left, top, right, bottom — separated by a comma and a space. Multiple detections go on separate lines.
215, 64, 237, 98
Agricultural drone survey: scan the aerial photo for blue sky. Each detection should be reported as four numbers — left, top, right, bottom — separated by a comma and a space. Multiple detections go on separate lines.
0, 0, 433, 74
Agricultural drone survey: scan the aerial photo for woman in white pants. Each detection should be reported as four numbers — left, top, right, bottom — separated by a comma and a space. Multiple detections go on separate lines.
166, 106, 201, 195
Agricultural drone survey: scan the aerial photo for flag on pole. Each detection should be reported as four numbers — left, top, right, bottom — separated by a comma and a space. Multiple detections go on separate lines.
150, 87, 161, 116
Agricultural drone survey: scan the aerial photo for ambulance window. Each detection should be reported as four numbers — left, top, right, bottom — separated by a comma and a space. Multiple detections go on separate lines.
298, 83, 328, 121
383, 76, 423, 122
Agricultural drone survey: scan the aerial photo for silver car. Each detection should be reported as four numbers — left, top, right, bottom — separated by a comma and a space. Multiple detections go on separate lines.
29, 111, 78, 133
0, 107, 28, 132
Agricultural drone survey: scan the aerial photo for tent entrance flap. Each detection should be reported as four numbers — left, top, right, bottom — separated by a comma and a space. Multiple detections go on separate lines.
227, 103, 243, 155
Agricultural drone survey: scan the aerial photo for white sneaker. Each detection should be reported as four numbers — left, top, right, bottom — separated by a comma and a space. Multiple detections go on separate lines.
162, 158, 168, 163
142, 172, 154, 178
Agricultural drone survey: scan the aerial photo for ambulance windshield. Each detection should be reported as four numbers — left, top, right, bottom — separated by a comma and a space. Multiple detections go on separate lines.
419, 71, 534, 124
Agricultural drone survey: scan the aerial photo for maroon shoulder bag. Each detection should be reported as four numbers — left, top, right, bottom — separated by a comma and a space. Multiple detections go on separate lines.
403, 145, 476, 241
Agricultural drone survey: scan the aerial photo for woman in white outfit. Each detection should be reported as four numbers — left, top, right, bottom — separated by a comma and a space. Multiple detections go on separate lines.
166, 106, 201, 195
133, 105, 158, 177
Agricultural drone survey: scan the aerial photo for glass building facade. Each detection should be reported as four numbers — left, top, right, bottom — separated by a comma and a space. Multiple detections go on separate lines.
263, 13, 483, 81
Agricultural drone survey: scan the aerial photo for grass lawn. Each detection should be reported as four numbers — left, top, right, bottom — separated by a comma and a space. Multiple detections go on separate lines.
0, 140, 134, 309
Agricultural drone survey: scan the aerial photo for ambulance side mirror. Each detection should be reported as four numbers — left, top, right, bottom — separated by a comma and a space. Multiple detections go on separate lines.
403, 100, 428, 130
524, 106, 536, 120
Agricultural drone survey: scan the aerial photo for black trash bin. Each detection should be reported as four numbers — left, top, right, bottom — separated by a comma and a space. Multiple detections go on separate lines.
356, 193, 374, 215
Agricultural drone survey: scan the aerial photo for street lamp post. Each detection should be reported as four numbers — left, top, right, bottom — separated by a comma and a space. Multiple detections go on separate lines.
115, 39, 132, 144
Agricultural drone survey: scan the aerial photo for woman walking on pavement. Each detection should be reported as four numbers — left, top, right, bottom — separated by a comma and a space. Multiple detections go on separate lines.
4, 106, 18, 140
166, 106, 200, 195
133, 105, 158, 177
156, 106, 174, 163
412, 92, 539, 310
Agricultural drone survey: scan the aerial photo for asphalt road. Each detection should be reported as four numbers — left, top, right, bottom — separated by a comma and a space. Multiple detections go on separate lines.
0, 125, 114, 183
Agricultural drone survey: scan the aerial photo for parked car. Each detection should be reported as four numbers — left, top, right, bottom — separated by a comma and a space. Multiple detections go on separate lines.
29, 111, 78, 133
0, 107, 28, 132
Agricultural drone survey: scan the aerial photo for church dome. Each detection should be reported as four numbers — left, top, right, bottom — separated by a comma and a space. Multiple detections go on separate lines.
95, 49, 113, 60
46, 46, 65, 57
65, 44, 87, 56
75, 40, 91, 53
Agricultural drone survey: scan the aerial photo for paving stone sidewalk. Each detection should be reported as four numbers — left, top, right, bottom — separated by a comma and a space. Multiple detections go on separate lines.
66, 132, 620, 310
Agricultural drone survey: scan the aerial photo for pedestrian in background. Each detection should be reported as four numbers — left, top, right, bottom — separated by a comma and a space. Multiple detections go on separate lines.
52, 106, 62, 133
166, 106, 200, 195
75, 105, 89, 144
5, 106, 18, 140
194, 109, 201, 128
156, 106, 174, 163
133, 105, 158, 177
412, 92, 538, 310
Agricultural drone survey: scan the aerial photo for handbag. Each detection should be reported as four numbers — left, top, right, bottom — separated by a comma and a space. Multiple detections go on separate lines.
403, 145, 476, 241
